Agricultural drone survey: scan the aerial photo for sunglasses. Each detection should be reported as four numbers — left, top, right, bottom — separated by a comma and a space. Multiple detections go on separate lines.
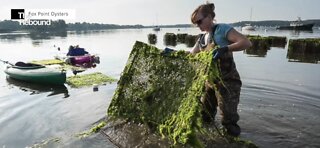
195, 16, 206, 26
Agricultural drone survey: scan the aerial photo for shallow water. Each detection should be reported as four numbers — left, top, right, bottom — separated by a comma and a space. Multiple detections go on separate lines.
0, 27, 320, 147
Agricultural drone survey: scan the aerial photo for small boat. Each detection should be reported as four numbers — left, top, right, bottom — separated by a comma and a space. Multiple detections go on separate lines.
153, 26, 160, 31
4, 62, 66, 85
242, 24, 255, 31
277, 17, 314, 31
242, 8, 255, 31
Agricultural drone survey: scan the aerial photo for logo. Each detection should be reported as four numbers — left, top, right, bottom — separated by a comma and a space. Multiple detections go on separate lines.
11, 9, 25, 19
19, 19, 51, 26
11, 9, 51, 26
10, 9, 75, 26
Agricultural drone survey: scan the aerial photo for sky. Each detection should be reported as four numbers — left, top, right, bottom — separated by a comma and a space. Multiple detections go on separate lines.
1, 0, 320, 25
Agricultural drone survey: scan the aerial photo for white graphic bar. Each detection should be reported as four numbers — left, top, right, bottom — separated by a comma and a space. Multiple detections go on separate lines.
24, 9, 76, 20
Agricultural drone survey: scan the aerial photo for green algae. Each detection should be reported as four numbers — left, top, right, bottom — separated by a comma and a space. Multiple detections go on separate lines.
177, 33, 188, 43
29, 121, 108, 147
148, 33, 157, 44
30, 59, 65, 65
269, 36, 287, 47
30, 59, 86, 72
247, 35, 272, 51
245, 35, 286, 57
287, 38, 320, 63
29, 137, 61, 148
163, 33, 198, 47
76, 121, 107, 138
288, 38, 320, 53
66, 72, 117, 88
164, 33, 177, 46
107, 41, 227, 147
185, 34, 198, 47
247, 35, 287, 49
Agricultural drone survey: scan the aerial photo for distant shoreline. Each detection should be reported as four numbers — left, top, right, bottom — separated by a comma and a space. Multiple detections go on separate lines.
0, 19, 319, 32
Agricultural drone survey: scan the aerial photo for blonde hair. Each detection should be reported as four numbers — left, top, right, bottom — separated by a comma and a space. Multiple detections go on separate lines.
191, 3, 215, 24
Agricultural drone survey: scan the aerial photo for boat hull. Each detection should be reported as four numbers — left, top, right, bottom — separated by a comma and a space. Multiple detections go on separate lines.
277, 23, 314, 31
242, 25, 255, 31
4, 65, 66, 85
153, 26, 160, 31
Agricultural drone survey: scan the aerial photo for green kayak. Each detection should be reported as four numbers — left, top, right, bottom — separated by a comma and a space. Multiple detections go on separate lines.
4, 62, 66, 85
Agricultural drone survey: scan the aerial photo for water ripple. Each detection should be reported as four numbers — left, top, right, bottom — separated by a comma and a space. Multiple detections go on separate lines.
239, 78, 320, 148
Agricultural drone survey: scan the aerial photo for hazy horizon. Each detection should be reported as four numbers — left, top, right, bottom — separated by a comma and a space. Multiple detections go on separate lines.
1, 0, 320, 25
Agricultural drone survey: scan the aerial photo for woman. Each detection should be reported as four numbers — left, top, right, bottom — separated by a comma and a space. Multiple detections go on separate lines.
191, 3, 252, 136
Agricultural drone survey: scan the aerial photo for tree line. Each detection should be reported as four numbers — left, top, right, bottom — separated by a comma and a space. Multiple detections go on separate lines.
0, 20, 145, 32
0, 20, 67, 32
1, 19, 319, 33
231, 19, 320, 27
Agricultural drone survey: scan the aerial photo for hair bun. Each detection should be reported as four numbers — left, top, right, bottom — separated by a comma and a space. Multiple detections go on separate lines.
209, 3, 215, 11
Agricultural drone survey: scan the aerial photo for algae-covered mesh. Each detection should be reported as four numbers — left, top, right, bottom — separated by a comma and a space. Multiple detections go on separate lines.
66, 72, 117, 88
107, 41, 221, 146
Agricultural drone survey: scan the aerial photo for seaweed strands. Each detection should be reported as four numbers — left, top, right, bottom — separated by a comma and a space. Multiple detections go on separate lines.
106, 41, 258, 147
107, 41, 219, 146
66, 72, 117, 88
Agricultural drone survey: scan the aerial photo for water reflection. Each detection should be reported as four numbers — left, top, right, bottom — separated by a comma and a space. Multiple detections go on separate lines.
0, 31, 67, 44
6, 77, 69, 98
244, 47, 269, 57
101, 119, 172, 147
69, 29, 120, 35
0, 32, 29, 42
29, 31, 67, 40
0, 27, 319, 148
289, 30, 313, 38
